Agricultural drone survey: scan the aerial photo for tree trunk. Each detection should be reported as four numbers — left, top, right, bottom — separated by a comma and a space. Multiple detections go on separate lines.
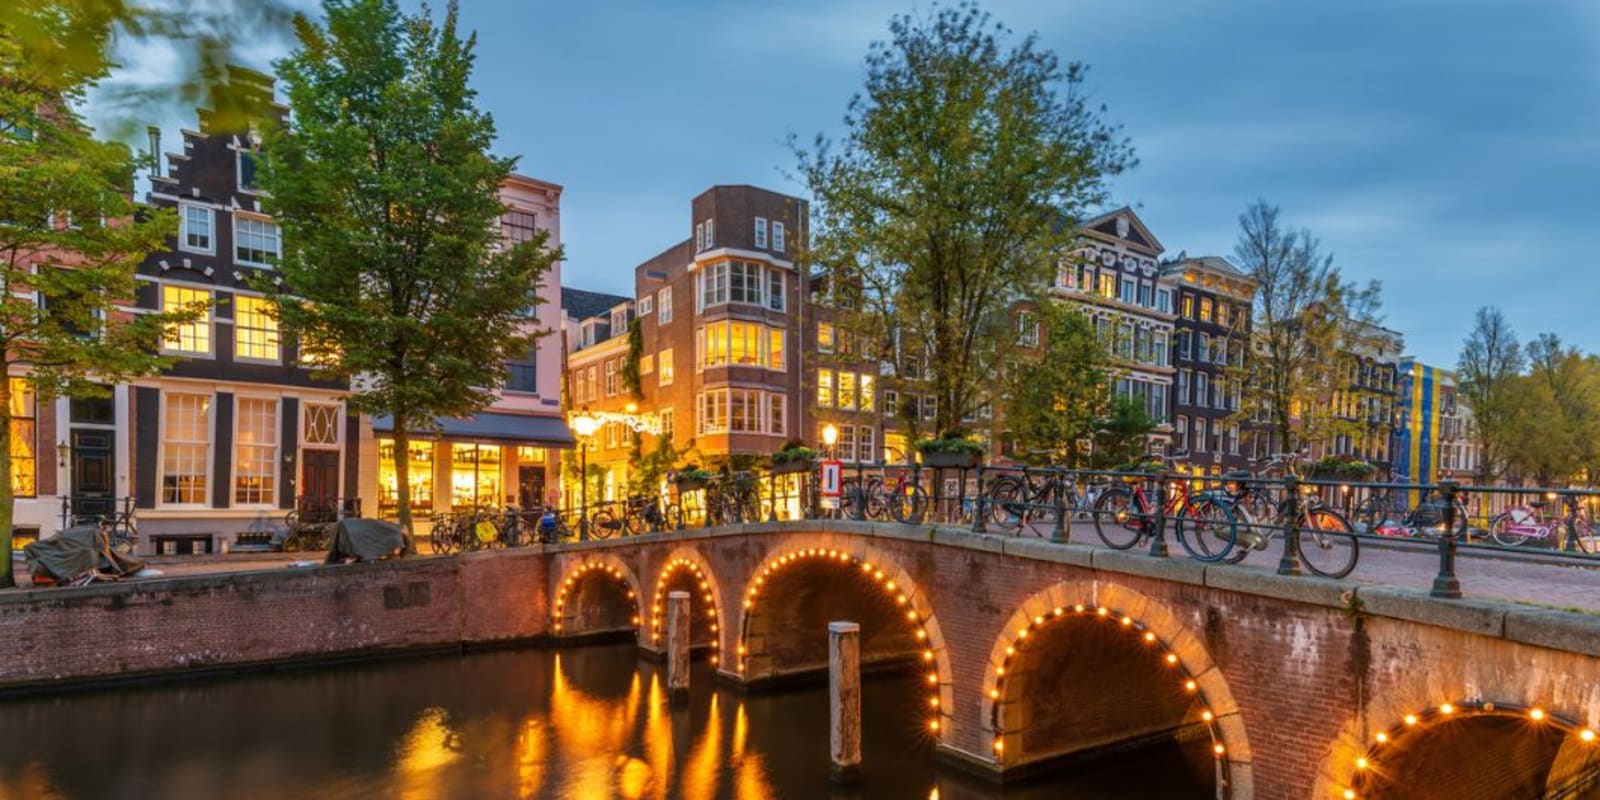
392, 413, 416, 555
0, 375, 14, 588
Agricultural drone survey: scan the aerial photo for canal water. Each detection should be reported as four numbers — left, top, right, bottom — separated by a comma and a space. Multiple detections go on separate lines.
0, 644, 1212, 799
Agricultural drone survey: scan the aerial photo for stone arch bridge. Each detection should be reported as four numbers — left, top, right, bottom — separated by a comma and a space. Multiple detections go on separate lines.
544, 519, 1600, 800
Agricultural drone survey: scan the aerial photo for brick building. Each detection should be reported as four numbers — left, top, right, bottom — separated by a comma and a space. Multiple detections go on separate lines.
564, 185, 809, 496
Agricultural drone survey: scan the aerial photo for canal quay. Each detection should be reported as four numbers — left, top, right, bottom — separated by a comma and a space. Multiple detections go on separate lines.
4, 519, 1600, 799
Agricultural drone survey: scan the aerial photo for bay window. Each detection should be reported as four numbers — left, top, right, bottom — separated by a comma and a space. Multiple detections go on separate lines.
697, 320, 785, 370
696, 260, 789, 312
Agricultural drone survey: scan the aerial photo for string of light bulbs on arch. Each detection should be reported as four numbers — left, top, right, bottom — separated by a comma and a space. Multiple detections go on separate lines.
651, 557, 721, 666
737, 547, 948, 740
1339, 701, 1597, 799
551, 560, 640, 636
985, 603, 1230, 773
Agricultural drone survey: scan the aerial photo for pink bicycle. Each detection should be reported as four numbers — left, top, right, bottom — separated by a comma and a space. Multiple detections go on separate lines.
1488, 496, 1596, 553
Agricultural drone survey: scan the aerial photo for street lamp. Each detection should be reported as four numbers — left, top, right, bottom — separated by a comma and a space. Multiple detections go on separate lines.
571, 408, 599, 541
822, 423, 839, 459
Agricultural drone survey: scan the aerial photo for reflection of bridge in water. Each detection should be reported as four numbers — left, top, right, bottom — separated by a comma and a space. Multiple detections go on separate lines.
550, 518, 1600, 799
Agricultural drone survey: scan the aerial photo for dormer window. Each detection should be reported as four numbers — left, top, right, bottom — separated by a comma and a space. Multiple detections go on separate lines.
237, 151, 259, 192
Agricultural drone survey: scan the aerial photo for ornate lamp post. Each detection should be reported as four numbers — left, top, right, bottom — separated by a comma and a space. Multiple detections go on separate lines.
570, 409, 599, 541
822, 423, 839, 459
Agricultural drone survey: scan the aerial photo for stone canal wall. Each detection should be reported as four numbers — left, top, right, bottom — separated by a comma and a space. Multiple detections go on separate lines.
0, 548, 549, 691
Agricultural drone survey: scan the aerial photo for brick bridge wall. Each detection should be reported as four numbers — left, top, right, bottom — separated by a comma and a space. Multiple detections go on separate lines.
4, 520, 1600, 799
547, 520, 1600, 800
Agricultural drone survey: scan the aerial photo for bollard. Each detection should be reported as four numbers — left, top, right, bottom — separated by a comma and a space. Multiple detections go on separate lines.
972, 465, 988, 533
1147, 471, 1170, 558
1277, 476, 1303, 576
1431, 482, 1463, 599
828, 621, 862, 784
667, 590, 691, 703
1052, 469, 1069, 543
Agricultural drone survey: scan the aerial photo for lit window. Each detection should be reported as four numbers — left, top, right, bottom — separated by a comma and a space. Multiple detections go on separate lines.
234, 397, 278, 505
658, 348, 674, 386
1098, 273, 1116, 299
767, 327, 785, 371
233, 295, 280, 362
378, 439, 433, 517
8, 379, 36, 498
838, 372, 857, 410
234, 215, 281, 266
161, 392, 211, 504
451, 444, 502, 508
162, 285, 211, 355
818, 322, 835, 353
180, 204, 213, 253
818, 369, 834, 408
1200, 297, 1214, 323
860, 375, 876, 413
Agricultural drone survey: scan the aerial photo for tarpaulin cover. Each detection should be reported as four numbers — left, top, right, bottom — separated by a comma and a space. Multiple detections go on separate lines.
325, 518, 404, 563
23, 525, 146, 584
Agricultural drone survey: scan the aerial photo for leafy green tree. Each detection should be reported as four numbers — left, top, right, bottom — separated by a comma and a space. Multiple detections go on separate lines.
1456, 306, 1523, 483
1001, 304, 1108, 465
259, 0, 560, 541
1091, 394, 1157, 469
1508, 334, 1600, 486
0, 20, 200, 585
794, 2, 1134, 434
1233, 200, 1381, 455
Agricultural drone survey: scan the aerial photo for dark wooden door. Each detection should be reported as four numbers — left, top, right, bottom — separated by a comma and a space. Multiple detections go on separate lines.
301, 449, 340, 505
518, 466, 545, 509
70, 429, 114, 519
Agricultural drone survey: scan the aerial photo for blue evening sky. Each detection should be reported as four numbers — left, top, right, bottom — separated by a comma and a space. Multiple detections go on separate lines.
111, 0, 1600, 366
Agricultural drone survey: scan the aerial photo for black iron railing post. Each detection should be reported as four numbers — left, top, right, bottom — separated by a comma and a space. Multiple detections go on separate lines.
1562, 491, 1580, 553
1147, 471, 1170, 558
1431, 481, 1463, 598
1052, 468, 1069, 543
972, 464, 988, 533
1277, 476, 1302, 576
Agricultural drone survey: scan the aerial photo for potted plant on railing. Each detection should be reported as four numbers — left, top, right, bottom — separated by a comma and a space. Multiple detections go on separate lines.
770, 439, 821, 475
914, 429, 987, 469
1310, 455, 1377, 481
673, 465, 714, 492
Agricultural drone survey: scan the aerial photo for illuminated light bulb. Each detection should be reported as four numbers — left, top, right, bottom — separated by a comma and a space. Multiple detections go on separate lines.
1185, 680, 1197, 692
1121, 616, 1133, 626
743, 600, 752, 609
1212, 744, 1225, 756
916, 630, 927, 640
1201, 710, 1214, 722
1403, 714, 1418, 726
755, 577, 765, 586
1144, 632, 1157, 643
1074, 604, 1085, 613
929, 720, 940, 732
1530, 708, 1546, 721
1166, 654, 1179, 665
709, 655, 719, 665
1053, 607, 1064, 616
554, 624, 563, 632
1097, 607, 1109, 617
1439, 703, 1455, 715
923, 650, 934, 662
1035, 615, 1046, 625
875, 571, 885, 581
990, 689, 1000, 700
1356, 757, 1369, 770
631, 616, 640, 624
907, 610, 919, 621
926, 673, 938, 685
1344, 790, 1357, 800
1375, 732, 1388, 743
996, 666, 1006, 677
993, 739, 1004, 753
897, 595, 908, 605
1005, 646, 1015, 657
1582, 729, 1597, 743
862, 563, 873, 572
710, 624, 718, 632
1017, 628, 1028, 639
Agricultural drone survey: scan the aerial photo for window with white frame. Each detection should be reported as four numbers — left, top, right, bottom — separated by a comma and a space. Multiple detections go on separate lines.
695, 222, 705, 252
303, 403, 341, 446
180, 204, 213, 253
233, 294, 280, 362
768, 393, 786, 436
237, 151, 259, 191
697, 321, 784, 371
1016, 311, 1039, 347
658, 348, 674, 386
161, 392, 210, 504
883, 389, 899, 417
1156, 288, 1173, 314
162, 285, 211, 355
659, 407, 674, 440
772, 221, 785, 252
705, 218, 714, 249
817, 322, 835, 353
767, 267, 785, 311
234, 397, 278, 505
234, 214, 281, 266
658, 287, 673, 323
817, 369, 834, 407
857, 426, 875, 463
754, 217, 768, 249
604, 359, 617, 396
638, 295, 653, 315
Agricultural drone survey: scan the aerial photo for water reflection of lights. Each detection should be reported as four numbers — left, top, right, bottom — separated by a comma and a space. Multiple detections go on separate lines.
548, 652, 649, 796
553, 559, 640, 636
738, 547, 948, 740
396, 707, 462, 800
651, 557, 722, 666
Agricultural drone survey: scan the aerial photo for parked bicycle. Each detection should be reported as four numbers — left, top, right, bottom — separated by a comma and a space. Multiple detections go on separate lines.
1489, 495, 1597, 552
1091, 461, 1238, 562
623, 494, 680, 535
984, 465, 1081, 533
1353, 487, 1467, 538
843, 468, 927, 524
1218, 471, 1359, 578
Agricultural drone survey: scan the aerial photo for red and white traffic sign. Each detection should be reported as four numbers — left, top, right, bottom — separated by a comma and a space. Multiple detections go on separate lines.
820, 460, 843, 497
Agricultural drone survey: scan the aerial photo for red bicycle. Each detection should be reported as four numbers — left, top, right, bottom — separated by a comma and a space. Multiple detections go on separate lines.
1091, 460, 1238, 562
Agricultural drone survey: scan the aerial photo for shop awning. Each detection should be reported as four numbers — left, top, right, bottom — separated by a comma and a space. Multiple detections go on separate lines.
372, 412, 576, 448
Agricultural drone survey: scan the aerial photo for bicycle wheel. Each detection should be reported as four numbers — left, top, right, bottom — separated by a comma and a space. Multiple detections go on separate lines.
890, 483, 927, 524
624, 509, 648, 536
1487, 512, 1531, 547
842, 484, 869, 520
984, 477, 1024, 530
1297, 508, 1358, 578
1174, 497, 1237, 562
1092, 487, 1144, 550
429, 518, 455, 555
589, 509, 619, 539
1351, 496, 1381, 533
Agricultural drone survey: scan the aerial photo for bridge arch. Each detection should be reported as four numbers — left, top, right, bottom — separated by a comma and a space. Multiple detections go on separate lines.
647, 548, 726, 666
981, 581, 1249, 795
550, 554, 642, 641
735, 538, 954, 742
1331, 701, 1600, 800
